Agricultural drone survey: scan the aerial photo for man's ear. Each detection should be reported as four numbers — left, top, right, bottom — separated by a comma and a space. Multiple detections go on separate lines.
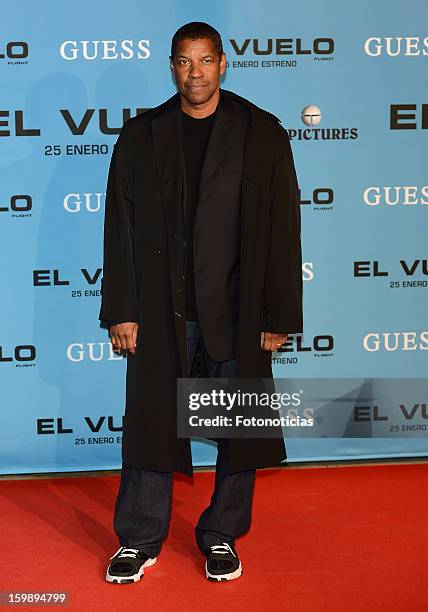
169, 56, 175, 77
220, 53, 227, 75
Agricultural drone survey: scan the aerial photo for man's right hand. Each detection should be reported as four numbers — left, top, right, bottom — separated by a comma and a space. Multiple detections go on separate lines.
110, 322, 139, 355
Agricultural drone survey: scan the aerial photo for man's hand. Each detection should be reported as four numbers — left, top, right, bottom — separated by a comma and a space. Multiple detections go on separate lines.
261, 331, 287, 352
110, 322, 139, 355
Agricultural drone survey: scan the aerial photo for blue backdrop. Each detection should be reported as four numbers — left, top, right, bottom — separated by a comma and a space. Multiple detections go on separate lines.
1, 0, 427, 474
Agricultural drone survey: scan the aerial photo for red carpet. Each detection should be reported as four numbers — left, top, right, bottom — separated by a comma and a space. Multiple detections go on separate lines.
1, 463, 427, 611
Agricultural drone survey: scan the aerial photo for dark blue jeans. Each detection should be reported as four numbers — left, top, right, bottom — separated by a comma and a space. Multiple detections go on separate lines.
113, 320, 256, 557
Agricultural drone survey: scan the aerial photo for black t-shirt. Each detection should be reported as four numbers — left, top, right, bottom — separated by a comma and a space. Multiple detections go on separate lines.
181, 109, 216, 321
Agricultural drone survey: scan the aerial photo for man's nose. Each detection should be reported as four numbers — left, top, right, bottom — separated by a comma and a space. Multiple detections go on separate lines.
189, 63, 203, 78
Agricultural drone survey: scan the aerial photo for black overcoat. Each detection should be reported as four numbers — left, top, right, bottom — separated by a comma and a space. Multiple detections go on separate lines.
99, 88, 303, 476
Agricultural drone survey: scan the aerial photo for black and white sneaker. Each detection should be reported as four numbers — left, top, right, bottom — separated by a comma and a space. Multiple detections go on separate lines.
106, 546, 157, 584
204, 542, 242, 581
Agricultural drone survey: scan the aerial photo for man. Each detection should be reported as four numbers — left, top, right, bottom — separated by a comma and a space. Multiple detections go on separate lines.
99, 21, 303, 583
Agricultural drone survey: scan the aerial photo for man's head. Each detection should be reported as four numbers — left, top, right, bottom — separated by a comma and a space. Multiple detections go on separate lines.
170, 22, 226, 109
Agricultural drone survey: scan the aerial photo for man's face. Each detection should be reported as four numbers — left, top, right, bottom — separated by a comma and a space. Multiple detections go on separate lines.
170, 37, 226, 106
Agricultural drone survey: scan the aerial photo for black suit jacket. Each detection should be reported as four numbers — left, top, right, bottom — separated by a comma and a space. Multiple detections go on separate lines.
109, 92, 250, 362
185, 93, 249, 361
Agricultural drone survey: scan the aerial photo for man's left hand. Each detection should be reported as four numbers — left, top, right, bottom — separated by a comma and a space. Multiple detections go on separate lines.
261, 332, 287, 351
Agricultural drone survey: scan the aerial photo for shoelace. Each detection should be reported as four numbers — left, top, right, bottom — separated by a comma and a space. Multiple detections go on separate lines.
209, 542, 236, 557
110, 546, 140, 560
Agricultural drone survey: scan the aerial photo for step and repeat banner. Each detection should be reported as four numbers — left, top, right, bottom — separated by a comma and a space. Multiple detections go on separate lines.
1, 0, 427, 473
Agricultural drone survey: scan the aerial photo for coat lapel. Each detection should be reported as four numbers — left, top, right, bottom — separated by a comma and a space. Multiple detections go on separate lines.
151, 94, 183, 216
198, 93, 235, 201
151, 93, 188, 258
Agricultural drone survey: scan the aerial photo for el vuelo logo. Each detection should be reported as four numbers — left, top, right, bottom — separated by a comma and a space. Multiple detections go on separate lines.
0, 108, 147, 137
390, 104, 428, 129
0, 41, 29, 64
0, 344, 36, 365
0, 194, 32, 217
229, 37, 334, 56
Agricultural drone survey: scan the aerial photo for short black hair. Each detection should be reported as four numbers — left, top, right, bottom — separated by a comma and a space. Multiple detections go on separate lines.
170, 21, 223, 60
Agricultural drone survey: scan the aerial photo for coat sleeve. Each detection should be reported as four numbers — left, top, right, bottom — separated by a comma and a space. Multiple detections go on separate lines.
99, 124, 139, 326
260, 123, 303, 334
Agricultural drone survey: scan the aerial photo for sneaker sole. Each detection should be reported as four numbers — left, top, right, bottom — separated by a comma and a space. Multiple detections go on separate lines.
105, 556, 157, 584
205, 561, 242, 581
